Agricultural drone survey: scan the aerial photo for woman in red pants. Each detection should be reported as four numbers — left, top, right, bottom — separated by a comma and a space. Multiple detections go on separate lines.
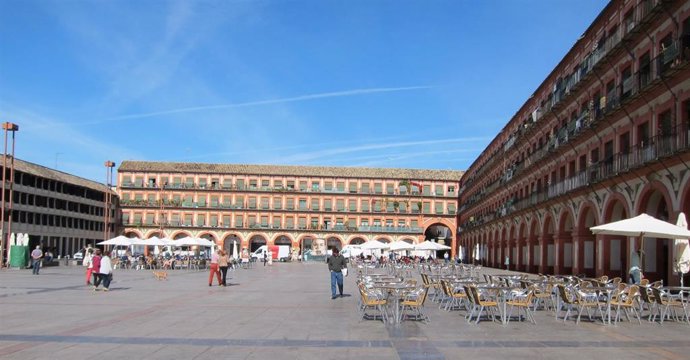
208, 248, 221, 286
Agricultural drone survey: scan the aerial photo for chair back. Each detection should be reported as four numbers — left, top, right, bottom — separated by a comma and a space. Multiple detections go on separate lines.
556, 284, 574, 304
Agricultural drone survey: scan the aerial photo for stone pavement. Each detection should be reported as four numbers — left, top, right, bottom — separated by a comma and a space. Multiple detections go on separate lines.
0, 262, 689, 360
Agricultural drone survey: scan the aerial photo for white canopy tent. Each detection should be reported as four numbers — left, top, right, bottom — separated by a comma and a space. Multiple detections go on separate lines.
674, 212, 690, 286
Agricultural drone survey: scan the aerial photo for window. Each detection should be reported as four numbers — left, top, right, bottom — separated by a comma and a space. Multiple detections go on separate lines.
287, 180, 295, 189
273, 197, 282, 210
236, 179, 245, 189
222, 215, 230, 227
386, 184, 394, 194
235, 215, 243, 227
423, 185, 431, 196
286, 198, 294, 210
261, 179, 270, 188
198, 177, 207, 188
197, 196, 206, 207
261, 197, 269, 209
435, 202, 443, 214
299, 181, 307, 191
210, 196, 219, 207
210, 215, 218, 227
435, 185, 443, 196
324, 199, 332, 211
361, 200, 369, 212
349, 182, 357, 193
235, 195, 245, 208
184, 214, 193, 226
325, 181, 333, 190
286, 217, 294, 229
311, 181, 320, 191
361, 183, 370, 193
274, 180, 283, 188
185, 177, 194, 188
348, 200, 357, 211
311, 198, 320, 211
337, 182, 345, 192
248, 197, 257, 209
374, 183, 382, 194
249, 179, 258, 189
261, 216, 269, 227
196, 214, 205, 226
336, 199, 344, 211
273, 217, 281, 228
299, 199, 307, 210
448, 186, 455, 194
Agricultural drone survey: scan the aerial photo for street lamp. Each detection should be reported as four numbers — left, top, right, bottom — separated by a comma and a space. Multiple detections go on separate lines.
103, 161, 115, 246
0, 122, 18, 267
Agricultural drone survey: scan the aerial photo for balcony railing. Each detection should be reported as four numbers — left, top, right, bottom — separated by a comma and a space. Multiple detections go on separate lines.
461, 127, 690, 230
123, 221, 424, 234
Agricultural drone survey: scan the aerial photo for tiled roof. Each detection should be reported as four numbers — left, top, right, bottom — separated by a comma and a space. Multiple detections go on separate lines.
119, 161, 464, 181
9, 157, 113, 194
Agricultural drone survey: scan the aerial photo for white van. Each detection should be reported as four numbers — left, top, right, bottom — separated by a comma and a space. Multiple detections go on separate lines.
251, 245, 290, 262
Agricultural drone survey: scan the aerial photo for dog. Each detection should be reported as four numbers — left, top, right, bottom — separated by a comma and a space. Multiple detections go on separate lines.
152, 270, 168, 281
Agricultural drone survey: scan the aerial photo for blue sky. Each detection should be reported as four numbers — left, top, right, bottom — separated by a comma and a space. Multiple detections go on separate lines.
0, 0, 608, 183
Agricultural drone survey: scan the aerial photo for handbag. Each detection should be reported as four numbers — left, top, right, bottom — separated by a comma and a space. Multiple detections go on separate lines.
342, 268, 348, 277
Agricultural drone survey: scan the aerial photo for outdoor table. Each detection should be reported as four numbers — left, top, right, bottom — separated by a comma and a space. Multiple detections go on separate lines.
477, 285, 519, 324
374, 283, 416, 325
580, 285, 617, 324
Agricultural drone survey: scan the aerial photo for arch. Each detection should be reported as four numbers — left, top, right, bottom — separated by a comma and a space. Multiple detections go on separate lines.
197, 232, 217, 244
577, 204, 598, 277
326, 236, 343, 250
273, 234, 293, 247
636, 181, 673, 284
541, 214, 556, 274
248, 234, 267, 252
376, 236, 391, 243
348, 237, 366, 245
124, 230, 143, 239
557, 208, 575, 275
222, 233, 242, 256
400, 238, 415, 244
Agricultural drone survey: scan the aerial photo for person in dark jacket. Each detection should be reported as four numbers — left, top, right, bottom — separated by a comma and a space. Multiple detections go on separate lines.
326, 248, 347, 299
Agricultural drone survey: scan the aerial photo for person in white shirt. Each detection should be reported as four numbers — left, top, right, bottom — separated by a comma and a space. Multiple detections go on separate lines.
31, 246, 43, 275
95, 253, 113, 291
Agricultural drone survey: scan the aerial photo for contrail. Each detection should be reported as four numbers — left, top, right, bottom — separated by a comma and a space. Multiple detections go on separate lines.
83, 85, 434, 124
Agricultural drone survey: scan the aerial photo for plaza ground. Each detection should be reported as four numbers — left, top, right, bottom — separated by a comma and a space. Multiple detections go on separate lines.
0, 262, 689, 359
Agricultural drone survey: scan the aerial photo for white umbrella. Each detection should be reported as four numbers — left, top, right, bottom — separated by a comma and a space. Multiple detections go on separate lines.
173, 236, 200, 247
360, 240, 390, 250
389, 240, 414, 252
97, 235, 137, 246
674, 212, 690, 286
232, 240, 238, 260
414, 240, 451, 251
590, 213, 690, 271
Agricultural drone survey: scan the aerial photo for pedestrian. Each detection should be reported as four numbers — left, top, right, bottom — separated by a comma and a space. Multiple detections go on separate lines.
91, 249, 102, 289
326, 248, 347, 299
629, 249, 643, 284
31, 245, 43, 275
208, 248, 221, 286
444, 251, 449, 264
263, 250, 267, 266
83, 248, 94, 285
96, 252, 113, 291
218, 249, 229, 286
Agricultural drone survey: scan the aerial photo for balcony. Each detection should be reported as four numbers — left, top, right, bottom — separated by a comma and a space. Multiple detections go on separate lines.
462, 128, 690, 230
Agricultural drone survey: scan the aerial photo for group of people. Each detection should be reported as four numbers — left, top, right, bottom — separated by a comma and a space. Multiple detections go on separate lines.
82, 247, 113, 291
208, 249, 231, 287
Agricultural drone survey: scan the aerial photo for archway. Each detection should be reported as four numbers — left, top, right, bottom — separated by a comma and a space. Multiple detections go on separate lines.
425, 223, 452, 258
249, 235, 267, 252
349, 237, 366, 245
557, 211, 574, 275
577, 206, 597, 277
602, 198, 629, 279
326, 236, 343, 251
638, 185, 672, 283
223, 234, 241, 258
274, 235, 292, 246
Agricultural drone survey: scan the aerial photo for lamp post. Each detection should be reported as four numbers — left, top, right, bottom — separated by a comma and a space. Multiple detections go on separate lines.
103, 161, 115, 248
0, 122, 18, 267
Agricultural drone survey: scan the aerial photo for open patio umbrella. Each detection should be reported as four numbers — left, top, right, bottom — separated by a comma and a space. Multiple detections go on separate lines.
360, 240, 390, 250
674, 212, 690, 286
97, 235, 137, 246
590, 213, 690, 273
414, 240, 451, 251
388, 240, 414, 252
233, 240, 238, 260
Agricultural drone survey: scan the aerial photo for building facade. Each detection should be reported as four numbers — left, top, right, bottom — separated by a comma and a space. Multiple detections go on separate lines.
458, 0, 690, 285
117, 161, 462, 256
1, 158, 119, 258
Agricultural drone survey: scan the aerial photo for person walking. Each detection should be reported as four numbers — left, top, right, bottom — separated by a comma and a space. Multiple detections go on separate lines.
326, 248, 347, 299
83, 248, 94, 285
91, 249, 102, 289
31, 245, 43, 275
96, 252, 113, 291
218, 250, 230, 287
263, 250, 267, 266
208, 248, 221, 286
629, 249, 643, 284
